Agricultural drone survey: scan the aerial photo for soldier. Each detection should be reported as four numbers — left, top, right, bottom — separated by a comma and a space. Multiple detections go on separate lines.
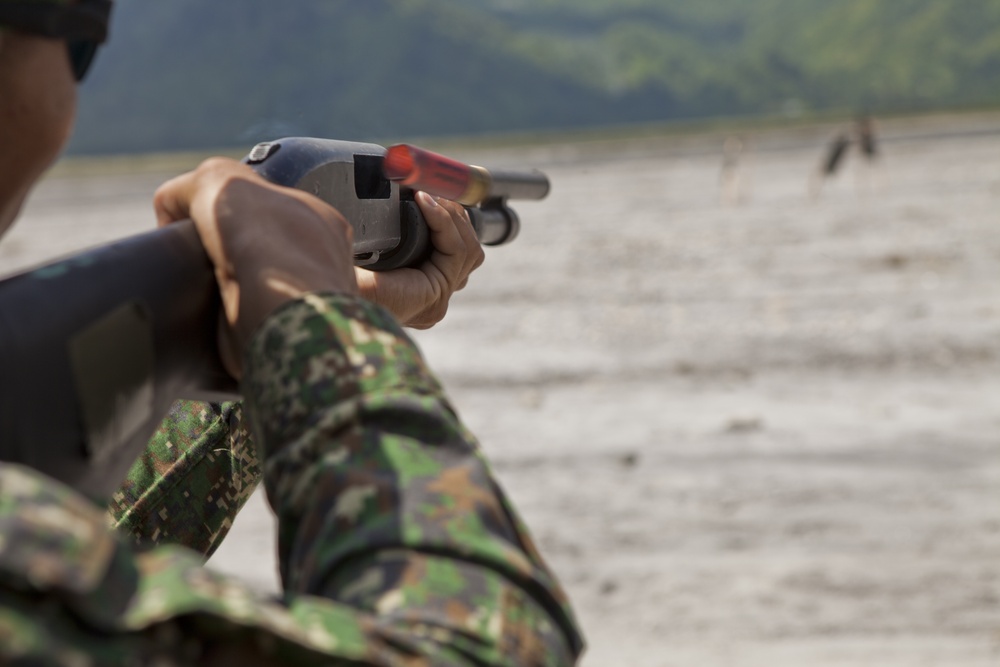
0, 1, 584, 664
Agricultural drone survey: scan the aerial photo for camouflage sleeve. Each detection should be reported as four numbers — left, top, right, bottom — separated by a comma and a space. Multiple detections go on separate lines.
241, 292, 585, 664
0, 293, 584, 666
107, 400, 262, 558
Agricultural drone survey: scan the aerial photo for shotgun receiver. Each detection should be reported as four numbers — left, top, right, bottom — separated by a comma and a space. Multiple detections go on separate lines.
0, 138, 548, 499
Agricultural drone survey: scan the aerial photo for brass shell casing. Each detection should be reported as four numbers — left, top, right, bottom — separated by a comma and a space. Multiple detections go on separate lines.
457, 165, 493, 205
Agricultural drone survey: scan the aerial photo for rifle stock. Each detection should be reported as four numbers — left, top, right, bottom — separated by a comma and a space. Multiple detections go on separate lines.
0, 221, 228, 499
0, 138, 548, 500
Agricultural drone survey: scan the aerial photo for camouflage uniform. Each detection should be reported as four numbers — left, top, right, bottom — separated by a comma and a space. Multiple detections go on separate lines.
0, 294, 584, 665
108, 400, 261, 558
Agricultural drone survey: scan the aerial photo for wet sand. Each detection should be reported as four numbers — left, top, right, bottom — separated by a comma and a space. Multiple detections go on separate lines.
4, 115, 999, 666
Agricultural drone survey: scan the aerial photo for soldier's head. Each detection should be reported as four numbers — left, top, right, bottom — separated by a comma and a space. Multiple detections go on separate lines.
0, 0, 112, 235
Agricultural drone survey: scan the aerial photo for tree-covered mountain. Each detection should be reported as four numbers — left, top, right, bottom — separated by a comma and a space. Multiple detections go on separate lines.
68, 0, 1000, 155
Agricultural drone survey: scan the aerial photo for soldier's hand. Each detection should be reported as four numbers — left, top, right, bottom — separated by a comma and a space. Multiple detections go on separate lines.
153, 158, 358, 377
354, 192, 485, 329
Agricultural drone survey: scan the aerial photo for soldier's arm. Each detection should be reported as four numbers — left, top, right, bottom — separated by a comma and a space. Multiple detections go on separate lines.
107, 400, 261, 558
242, 293, 585, 664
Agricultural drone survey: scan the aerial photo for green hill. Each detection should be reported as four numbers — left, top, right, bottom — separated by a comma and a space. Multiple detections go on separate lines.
68, 0, 1000, 154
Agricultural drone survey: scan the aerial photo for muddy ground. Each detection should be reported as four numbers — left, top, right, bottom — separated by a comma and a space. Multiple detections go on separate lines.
3, 114, 999, 666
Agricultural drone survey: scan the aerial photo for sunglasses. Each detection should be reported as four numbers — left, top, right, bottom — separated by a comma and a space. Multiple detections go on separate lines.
0, 0, 112, 81
67, 39, 100, 81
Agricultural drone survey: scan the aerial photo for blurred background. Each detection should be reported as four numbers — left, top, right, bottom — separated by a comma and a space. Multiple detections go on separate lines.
3, 1, 1000, 666
66, 0, 1000, 155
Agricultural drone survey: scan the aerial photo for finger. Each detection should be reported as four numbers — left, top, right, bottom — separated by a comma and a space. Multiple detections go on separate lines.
432, 197, 481, 280
416, 192, 471, 296
438, 198, 484, 277
440, 199, 479, 254
152, 171, 197, 227
417, 192, 465, 258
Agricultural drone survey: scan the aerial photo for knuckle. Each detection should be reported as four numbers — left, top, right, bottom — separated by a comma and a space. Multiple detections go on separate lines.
328, 209, 353, 240
473, 244, 485, 264
197, 156, 236, 176
428, 302, 449, 324
197, 158, 255, 192
340, 220, 355, 244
